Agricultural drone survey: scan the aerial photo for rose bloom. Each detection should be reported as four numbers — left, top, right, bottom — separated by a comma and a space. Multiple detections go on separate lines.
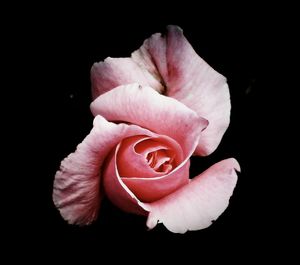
53, 25, 240, 233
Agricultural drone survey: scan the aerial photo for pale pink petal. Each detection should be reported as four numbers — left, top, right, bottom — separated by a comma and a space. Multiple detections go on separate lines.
165, 26, 230, 155
91, 83, 208, 158
144, 158, 240, 233
131, 33, 168, 87
133, 25, 231, 156
53, 115, 158, 225
91, 57, 165, 99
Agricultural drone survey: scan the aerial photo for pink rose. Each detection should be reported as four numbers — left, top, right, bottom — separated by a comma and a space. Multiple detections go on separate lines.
53, 25, 240, 233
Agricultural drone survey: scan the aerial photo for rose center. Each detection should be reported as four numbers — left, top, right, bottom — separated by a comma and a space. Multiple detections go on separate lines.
117, 135, 182, 179
146, 149, 174, 173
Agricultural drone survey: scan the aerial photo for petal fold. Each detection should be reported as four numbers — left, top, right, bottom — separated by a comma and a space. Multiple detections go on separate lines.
91, 57, 164, 99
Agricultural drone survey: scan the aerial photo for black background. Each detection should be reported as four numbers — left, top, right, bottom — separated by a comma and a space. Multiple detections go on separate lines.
12, 3, 290, 260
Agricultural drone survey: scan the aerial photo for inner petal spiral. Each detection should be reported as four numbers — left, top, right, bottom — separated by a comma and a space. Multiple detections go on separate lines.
117, 136, 180, 178
113, 134, 189, 202
146, 149, 174, 173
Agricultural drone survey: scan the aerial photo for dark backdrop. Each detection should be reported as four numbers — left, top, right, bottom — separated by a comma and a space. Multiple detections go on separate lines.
15, 4, 286, 260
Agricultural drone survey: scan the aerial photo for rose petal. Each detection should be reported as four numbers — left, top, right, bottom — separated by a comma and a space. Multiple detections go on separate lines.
133, 25, 231, 156
53, 115, 158, 225
131, 32, 168, 88
144, 158, 240, 233
135, 138, 172, 158
91, 83, 208, 158
166, 26, 231, 155
91, 57, 165, 99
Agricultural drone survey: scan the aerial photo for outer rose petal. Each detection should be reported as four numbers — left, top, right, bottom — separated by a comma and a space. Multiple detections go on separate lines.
144, 158, 240, 233
91, 83, 208, 158
133, 25, 231, 156
53, 115, 158, 225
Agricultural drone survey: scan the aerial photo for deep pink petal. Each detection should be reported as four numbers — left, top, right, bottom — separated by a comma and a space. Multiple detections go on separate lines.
144, 158, 240, 233
103, 147, 149, 215
103, 142, 190, 212
117, 135, 155, 178
117, 135, 182, 178
53, 115, 157, 225
135, 138, 174, 158
91, 83, 208, 158
112, 133, 189, 203
121, 160, 190, 203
